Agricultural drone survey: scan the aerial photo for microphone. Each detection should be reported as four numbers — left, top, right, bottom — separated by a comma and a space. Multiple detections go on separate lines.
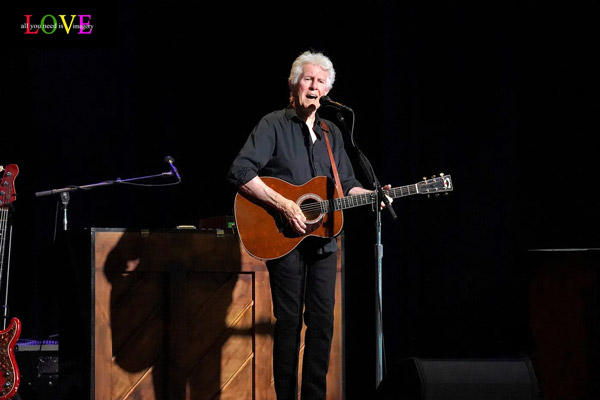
319, 96, 352, 111
164, 156, 181, 180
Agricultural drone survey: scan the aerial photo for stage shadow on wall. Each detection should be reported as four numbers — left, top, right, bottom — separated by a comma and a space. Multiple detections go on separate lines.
99, 228, 258, 400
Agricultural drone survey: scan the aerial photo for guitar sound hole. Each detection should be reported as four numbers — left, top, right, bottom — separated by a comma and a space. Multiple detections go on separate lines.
299, 197, 323, 224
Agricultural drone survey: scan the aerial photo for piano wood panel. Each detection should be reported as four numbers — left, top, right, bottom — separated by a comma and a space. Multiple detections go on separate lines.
90, 228, 343, 400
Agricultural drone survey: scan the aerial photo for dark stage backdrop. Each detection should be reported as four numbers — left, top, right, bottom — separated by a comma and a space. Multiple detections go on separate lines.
5, 1, 599, 398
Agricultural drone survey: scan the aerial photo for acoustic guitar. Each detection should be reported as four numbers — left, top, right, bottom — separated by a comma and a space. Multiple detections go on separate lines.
0, 164, 21, 400
234, 174, 453, 260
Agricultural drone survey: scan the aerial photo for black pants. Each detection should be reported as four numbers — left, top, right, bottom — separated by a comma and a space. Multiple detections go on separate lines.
266, 244, 338, 400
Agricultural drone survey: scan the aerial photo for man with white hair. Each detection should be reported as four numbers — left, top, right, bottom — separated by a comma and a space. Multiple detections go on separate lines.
228, 50, 376, 400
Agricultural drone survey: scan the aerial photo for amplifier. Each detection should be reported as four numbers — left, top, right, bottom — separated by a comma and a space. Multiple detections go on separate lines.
14, 339, 59, 400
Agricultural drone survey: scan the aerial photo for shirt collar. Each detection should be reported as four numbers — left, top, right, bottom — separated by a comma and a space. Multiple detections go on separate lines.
285, 105, 325, 135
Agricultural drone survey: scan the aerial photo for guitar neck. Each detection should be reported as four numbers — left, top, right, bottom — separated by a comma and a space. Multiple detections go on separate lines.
326, 184, 419, 212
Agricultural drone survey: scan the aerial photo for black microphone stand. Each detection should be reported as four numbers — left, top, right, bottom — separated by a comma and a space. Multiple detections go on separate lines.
334, 108, 397, 390
35, 170, 177, 231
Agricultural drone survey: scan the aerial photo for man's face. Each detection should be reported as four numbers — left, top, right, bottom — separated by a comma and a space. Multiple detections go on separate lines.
293, 63, 330, 113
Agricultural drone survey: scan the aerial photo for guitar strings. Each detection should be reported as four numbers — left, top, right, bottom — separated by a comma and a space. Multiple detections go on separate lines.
295, 176, 452, 214
297, 184, 423, 214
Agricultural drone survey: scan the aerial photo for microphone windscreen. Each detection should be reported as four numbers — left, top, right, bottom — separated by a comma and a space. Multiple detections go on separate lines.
319, 96, 332, 106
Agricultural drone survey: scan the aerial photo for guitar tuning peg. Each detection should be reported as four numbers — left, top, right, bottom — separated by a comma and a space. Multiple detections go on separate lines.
431, 175, 436, 179
423, 177, 427, 181
440, 172, 445, 177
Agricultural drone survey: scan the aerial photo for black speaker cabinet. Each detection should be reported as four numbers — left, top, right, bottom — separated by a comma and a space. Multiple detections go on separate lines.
377, 358, 539, 400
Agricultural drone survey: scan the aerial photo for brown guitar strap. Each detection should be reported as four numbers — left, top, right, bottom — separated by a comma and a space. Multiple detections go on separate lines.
320, 121, 344, 198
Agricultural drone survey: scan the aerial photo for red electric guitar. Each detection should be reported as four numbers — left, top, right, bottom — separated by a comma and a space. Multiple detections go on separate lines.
0, 164, 21, 400
234, 174, 453, 260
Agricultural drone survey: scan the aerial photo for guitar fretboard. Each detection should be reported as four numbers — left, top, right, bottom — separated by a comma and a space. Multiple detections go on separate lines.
297, 175, 451, 215
319, 184, 420, 213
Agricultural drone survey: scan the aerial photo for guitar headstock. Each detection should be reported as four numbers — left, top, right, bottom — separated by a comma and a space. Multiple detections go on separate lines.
0, 164, 19, 208
417, 174, 453, 195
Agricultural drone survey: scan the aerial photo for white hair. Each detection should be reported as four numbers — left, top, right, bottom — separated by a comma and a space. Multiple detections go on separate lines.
288, 51, 336, 91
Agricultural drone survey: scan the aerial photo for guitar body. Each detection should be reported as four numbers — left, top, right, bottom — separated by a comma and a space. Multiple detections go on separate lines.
0, 317, 21, 400
234, 173, 453, 260
234, 176, 344, 260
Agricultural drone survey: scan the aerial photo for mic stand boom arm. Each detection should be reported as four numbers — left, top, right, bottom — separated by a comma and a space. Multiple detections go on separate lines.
35, 170, 175, 231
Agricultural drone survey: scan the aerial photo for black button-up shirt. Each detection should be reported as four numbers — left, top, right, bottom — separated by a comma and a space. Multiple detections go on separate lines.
228, 107, 361, 192
228, 106, 362, 253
